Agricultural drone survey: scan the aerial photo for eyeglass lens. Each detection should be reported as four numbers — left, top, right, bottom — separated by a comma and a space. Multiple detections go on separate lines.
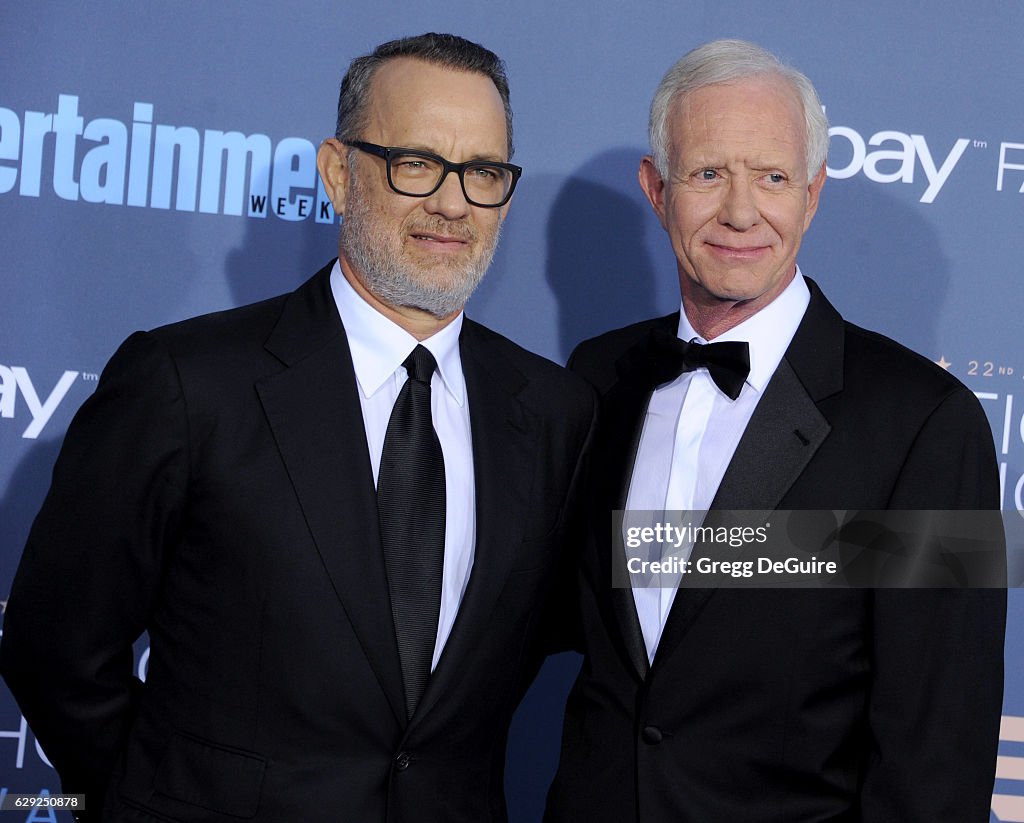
388, 153, 513, 205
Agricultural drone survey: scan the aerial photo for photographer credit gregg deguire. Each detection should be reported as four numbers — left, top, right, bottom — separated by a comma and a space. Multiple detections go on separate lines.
621, 515, 836, 583
614, 509, 1007, 589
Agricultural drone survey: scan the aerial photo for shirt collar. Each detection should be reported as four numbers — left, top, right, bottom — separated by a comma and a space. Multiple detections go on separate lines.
677, 268, 810, 392
329, 260, 466, 405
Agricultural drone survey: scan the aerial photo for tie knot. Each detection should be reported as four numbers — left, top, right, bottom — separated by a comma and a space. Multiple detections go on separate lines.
650, 329, 750, 400
678, 338, 720, 369
403, 345, 438, 386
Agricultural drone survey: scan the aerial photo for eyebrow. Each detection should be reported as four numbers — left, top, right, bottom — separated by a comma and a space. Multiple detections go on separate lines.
394, 143, 508, 163
682, 157, 794, 170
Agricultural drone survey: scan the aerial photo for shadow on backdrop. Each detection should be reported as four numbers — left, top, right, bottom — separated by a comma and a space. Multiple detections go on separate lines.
546, 147, 681, 359
224, 201, 340, 307
799, 175, 950, 360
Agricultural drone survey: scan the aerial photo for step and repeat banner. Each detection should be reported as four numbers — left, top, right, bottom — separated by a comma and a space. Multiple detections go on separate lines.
2, 2, 1022, 820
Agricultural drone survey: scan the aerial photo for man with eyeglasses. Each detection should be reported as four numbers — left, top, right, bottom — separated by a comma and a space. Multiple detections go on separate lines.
1, 32, 595, 823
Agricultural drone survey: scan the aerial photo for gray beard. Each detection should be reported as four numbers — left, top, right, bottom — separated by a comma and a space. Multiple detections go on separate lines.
340, 192, 499, 320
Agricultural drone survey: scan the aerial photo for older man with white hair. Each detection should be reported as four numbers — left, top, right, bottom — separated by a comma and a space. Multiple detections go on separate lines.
546, 39, 1004, 823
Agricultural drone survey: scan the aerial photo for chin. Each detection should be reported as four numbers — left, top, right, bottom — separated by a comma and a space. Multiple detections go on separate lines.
692, 277, 765, 304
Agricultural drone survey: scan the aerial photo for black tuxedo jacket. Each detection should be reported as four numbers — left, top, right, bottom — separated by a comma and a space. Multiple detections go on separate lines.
1, 262, 596, 823
546, 281, 1006, 822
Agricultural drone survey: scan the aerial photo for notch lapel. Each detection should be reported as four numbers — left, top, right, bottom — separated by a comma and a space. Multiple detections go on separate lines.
255, 266, 406, 726
411, 321, 539, 722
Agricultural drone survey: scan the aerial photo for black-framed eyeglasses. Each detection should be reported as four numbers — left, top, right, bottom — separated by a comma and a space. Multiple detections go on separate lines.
346, 141, 522, 208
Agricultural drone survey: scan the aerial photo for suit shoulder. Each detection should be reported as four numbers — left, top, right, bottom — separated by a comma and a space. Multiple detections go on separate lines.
147, 292, 290, 354
843, 321, 975, 403
837, 320, 995, 447
463, 319, 595, 409
122, 264, 335, 371
569, 314, 675, 393
96, 292, 298, 406
573, 315, 669, 359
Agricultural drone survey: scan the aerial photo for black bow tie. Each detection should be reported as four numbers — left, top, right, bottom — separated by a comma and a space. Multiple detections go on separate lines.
650, 328, 750, 400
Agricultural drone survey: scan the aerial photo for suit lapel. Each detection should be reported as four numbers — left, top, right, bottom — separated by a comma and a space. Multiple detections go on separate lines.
601, 381, 654, 682
711, 279, 844, 516
709, 360, 831, 513
597, 315, 681, 681
255, 264, 406, 726
412, 320, 539, 721
653, 281, 844, 665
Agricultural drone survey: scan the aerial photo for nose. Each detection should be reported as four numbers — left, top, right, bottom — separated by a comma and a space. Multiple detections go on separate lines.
718, 178, 759, 231
423, 169, 471, 220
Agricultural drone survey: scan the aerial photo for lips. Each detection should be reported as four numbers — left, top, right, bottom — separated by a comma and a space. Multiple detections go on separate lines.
706, 241, 770, 258
411, 232, 467, 244
706, 240, 768, 251
406, 222, 477, 256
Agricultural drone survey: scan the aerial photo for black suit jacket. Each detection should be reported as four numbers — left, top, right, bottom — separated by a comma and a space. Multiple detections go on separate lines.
546, 281, 1006, 822
1, 262, 596, 823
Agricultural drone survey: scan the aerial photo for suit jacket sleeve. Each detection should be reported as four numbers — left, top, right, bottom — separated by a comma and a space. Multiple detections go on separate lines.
537, 383, 599, 656
0, 331, 188, 816
861, 387, 1006, 822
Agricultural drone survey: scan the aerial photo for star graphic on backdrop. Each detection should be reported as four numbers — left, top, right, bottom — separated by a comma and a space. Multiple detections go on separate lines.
935, 356, 952, 370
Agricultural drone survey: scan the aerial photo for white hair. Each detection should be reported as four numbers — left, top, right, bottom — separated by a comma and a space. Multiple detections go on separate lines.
648, 39, 829, 180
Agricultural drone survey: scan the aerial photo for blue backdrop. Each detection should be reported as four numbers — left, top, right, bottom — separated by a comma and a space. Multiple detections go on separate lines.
2, 2, 1022, 820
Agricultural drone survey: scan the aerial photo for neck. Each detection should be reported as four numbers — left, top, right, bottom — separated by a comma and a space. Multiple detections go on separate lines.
339, 257, 460, 341
682, 301, 759, 340
681, 269, 796, 340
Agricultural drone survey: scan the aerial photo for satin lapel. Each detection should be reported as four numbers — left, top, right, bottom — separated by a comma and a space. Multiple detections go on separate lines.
597, 321, 682, 681
710, 279, 844, 516
255, 266, 405, 726
412, 321, 538, 721
709, 359, 831, 514
654, 284, 843, 665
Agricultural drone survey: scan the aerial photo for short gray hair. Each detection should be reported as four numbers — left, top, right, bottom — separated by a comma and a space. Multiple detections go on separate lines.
648, 39, 828, 180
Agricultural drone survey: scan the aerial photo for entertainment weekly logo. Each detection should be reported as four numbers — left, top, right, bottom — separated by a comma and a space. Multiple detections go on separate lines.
2, 94, 1024, 215
0, 94, 341, 222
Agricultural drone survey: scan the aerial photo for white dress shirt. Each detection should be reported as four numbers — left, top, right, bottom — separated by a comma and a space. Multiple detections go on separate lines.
627, 270, 811, 661
330, 261, 475, 671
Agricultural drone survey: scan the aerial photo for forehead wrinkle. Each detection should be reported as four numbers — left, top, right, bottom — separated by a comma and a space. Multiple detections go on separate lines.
669, 80, 809, 177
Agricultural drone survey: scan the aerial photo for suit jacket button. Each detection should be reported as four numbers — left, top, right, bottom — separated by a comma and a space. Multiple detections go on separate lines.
395, 751, 413, 770
642, 725, 663, 745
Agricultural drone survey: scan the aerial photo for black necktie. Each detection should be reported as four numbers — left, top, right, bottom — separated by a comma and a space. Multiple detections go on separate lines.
377, 345, 446, 720
651, 328, 750, 400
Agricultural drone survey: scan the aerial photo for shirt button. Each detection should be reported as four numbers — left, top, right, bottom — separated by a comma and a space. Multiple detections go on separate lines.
641, 725, 663, 745
394, 751, 413, 770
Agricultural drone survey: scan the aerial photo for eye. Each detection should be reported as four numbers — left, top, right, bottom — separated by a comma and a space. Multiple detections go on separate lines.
766, 172, 786, 184
469, 164, 510, 183
390, 154, 441, 177
697, 168, 718, 181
